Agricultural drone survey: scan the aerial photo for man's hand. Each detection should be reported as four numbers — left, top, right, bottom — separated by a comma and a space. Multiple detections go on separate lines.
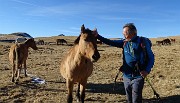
140, 70, 148, 78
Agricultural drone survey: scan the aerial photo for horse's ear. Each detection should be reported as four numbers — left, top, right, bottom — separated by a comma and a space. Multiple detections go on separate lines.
74, 35, 80, 44
81, 24, 85, 33
92, 28, 98, 37
24, 38, 30, 44
94, 28, 97, 31
93, 28, 97, 33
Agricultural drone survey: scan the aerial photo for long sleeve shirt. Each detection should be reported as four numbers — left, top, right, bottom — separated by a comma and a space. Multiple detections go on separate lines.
97, 35, 154, 79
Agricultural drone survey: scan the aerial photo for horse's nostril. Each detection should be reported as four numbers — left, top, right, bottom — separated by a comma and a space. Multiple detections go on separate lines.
92, 53, 100, 61
92, 55, 96, 59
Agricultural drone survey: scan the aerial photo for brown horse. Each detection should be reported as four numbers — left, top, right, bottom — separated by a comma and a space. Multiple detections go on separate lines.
9, 38, 38, 83
162, 38, 171, 45
156, 40, 164, 45
56, 39, 67, 45
60, 24, 100, 103
170, 38, 176, 43
37, 39, 44, 45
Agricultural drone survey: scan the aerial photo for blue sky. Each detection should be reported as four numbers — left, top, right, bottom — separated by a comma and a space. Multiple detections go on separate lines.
0, 0, 179, 38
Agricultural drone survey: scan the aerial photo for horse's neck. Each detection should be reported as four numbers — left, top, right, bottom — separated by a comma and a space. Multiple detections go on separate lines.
24, 41, 33, 49
18, 43, 29, 50
73, 45, 86, 62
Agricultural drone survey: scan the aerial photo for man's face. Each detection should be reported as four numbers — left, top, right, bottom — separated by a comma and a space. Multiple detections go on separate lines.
122, 27, 134, 39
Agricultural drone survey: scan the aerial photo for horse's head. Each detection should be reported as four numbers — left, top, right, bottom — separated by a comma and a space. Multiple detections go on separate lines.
25, 38, 38, 50
74, 24, 100, 62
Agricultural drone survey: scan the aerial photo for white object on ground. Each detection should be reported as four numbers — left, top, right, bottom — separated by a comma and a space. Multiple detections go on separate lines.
31, 77, 45, 84
21, 69, 45, 84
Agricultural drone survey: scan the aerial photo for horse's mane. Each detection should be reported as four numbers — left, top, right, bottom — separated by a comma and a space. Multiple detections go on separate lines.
74, 35, 80, 44
24, 38, 33, 45
74, 29, 92, 44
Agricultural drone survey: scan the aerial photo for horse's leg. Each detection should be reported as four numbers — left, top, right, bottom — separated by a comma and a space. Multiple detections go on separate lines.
66, 79, 74, 103
80, 81, 87, 103
76, 83, 80, 102
11, 63, 15, 82
24, 60, 28, 77
15, 64, 21, 84
15, 49, 19, 83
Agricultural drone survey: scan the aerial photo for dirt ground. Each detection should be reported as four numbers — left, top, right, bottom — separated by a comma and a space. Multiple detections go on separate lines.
0, 36, 180, 103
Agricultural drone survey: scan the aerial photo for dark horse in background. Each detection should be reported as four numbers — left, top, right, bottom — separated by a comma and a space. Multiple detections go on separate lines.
37, 39, 45, 45
156, 38, 171, 45
156, 40, 164, 45
162, 38, 171, 45
56, 39, 68, 45
170, 38, 176, 43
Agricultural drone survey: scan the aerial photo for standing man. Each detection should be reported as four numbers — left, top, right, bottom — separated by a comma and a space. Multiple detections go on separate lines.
94, 23, 154, 103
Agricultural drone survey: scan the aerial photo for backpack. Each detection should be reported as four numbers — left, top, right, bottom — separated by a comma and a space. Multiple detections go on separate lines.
123, 36, 152, 71
139, 37, 152, 69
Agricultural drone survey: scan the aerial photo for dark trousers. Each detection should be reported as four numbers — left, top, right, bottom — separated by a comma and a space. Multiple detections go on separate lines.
123, 76, 144, 103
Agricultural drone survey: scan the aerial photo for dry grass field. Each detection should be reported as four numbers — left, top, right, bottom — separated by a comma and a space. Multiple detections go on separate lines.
0, 35, 180, 103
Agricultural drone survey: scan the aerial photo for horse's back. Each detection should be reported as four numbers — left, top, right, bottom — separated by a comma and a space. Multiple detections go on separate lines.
62, 39, 67, 43
9, 44, 17, 64
9, 43, 28, 64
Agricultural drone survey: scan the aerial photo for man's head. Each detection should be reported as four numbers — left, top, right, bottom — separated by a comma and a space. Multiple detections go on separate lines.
123, 23, 137, 40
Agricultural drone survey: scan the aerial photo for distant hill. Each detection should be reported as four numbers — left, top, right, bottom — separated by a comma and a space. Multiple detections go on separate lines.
0, 32, 33, 43
0, 32, 33, 38
9, 32, 33, 38
1, 32, 180, 43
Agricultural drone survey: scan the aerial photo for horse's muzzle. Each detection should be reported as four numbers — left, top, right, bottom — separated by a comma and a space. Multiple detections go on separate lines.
92, 51, 100, 62
33, 47, 38, 50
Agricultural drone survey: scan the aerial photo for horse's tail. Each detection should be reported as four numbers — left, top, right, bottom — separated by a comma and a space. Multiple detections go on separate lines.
15, 45, 19, 70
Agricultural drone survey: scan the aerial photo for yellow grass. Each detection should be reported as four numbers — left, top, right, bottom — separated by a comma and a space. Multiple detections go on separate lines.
0, 35, 179, 103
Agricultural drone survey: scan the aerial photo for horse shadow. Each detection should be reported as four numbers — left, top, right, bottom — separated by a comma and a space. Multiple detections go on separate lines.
86, 82, 126, 95
10, 79, 42, 89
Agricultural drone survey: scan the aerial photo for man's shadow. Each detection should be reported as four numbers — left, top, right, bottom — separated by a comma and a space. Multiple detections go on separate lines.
86, 82, 126, 95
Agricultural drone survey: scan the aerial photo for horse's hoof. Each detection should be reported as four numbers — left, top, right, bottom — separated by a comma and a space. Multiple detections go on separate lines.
15, 79, 19, 84
77, 99, 80, 102
15, 81, 19, 84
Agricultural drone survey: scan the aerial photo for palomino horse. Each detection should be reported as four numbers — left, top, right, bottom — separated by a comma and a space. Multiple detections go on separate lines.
9, 38, 38, 83
60, 24, 100, 103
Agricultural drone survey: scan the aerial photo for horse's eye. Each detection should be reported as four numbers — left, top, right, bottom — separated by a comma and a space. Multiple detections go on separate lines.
84, 38, 89, 42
